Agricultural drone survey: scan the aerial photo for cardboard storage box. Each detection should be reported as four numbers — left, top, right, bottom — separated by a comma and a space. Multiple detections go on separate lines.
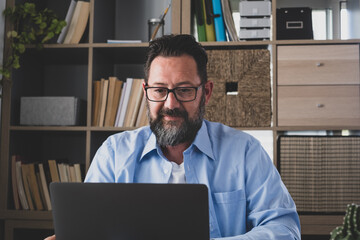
20, 96, 80, 126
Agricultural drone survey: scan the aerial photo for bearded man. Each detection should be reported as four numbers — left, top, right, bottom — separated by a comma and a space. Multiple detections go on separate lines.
46, 34, 300, 240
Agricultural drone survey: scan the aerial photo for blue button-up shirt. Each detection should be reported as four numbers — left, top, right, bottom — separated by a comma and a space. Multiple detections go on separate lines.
85, 120, 301, 239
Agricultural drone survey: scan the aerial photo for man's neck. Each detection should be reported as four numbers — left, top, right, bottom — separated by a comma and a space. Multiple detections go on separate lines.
161, 142, 191, 165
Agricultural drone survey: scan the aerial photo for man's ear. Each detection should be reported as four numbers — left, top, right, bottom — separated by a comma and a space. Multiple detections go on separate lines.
204, 81, 213, 105
142, 81, 147, 95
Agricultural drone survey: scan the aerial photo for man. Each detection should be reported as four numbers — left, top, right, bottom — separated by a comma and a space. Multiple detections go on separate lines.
46, 34, 300, 239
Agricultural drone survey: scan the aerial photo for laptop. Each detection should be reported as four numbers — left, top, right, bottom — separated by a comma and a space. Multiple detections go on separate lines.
50, 182, 209, 240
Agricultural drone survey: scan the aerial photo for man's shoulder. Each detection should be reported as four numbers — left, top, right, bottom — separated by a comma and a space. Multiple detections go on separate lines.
106, 126, 152, 144
204, 120, 254, 142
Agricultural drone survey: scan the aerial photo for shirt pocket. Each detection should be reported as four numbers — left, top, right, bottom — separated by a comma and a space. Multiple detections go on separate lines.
213, 189, 246, 204
212, 189, 247, 236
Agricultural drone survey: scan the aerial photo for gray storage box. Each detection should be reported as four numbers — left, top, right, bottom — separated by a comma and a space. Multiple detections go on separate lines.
240, 17, 271, 28
239, 28, 270, 39
240, 1, 271, 16
20, 96, 80, 126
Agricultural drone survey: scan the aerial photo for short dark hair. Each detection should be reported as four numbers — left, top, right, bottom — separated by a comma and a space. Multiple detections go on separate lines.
144, 34, 208, 84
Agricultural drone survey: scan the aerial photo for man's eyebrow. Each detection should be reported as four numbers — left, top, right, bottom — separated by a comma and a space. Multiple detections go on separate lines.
150, 81, 195, 87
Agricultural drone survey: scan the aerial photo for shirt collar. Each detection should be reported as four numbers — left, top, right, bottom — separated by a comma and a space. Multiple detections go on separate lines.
191, 120, 215, 161
139, 120, 215, 161
140, 130, 158, 161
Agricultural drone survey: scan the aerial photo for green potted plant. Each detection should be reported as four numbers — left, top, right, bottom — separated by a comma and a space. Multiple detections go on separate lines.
0, 2, 66, 97
330, 203, 360, 240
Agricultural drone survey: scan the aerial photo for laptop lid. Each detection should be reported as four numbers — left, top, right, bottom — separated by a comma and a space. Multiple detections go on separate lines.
50, 182, 209, 240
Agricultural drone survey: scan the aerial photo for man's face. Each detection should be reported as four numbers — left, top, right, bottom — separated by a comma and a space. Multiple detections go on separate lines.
144, 54, 213, 147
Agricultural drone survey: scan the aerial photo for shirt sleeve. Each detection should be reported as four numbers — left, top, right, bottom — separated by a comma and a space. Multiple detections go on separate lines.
85, 139, 116, 183
214, 140, 301, 240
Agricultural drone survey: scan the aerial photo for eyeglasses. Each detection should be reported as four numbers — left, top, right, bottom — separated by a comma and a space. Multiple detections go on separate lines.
145, 85, 203, 102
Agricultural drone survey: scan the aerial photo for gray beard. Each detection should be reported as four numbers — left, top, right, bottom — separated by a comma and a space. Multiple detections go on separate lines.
148, 94, 205, 147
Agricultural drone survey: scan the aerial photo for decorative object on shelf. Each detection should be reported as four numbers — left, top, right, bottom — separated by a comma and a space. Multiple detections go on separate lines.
148, 18, 165, 41
205, 49, 271, 127
149, 2, 170, 41
330, 203, 360, 240
276, 7, 313, 40
0, 2, 66, 97
20, 96, 80, 126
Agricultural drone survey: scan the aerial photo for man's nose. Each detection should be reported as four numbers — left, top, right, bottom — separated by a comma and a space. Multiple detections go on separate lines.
164, 91, 180, 109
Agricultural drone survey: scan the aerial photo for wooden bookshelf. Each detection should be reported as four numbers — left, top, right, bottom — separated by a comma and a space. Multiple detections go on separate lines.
1, 0, 359, 239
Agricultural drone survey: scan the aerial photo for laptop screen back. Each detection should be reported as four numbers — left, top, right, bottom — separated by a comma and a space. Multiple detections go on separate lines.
50, 182, 209, 240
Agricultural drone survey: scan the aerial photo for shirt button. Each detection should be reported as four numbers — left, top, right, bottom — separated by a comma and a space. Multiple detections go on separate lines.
163, 168, 169, 174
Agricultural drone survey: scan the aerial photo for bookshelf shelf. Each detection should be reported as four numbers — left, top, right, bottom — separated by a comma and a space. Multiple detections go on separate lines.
1, 0, 359, 239
1, 210, 53, 220
9, 126, 88, 131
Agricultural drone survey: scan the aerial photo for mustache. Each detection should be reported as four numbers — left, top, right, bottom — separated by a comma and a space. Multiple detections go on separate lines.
158, 108, 188, 119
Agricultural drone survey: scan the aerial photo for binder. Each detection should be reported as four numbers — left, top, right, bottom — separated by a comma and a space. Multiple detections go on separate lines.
194, 0, 207, 41
212, 0, 226, 41
203, 0, 216, 41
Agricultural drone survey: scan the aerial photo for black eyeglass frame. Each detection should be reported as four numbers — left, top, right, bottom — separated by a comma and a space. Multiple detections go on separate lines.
144, 84, 203, 102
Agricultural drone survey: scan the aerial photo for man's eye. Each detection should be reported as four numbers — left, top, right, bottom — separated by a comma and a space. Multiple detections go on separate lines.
154, 88, 166, 93
178, 88, 192, 93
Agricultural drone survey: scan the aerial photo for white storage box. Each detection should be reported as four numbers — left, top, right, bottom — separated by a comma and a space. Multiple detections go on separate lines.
240, 1, 271, 16
239, 29, 270, 39
240, 17, 271, 28
20, 96, 80, 126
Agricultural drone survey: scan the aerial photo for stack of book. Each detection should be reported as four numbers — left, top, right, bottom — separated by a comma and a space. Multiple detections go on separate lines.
11, 156, 82, 211
92, 77, 148, 128
57, 0, 90, 44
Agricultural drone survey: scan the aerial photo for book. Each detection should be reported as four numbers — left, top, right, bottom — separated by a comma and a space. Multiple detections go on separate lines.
21, 163, 35, 210
109, 79, 123, 126
114, 82, 127, 126
29, 163, 45, 210
203, 0, 216, 41
194, 0, 207, 42
22, 163, 44, 210
38, 163, 52, 210
58, 162, 69, 182
74, 163, 82, 182
11, 155, 20, 210
107, 40, 142, 44
221, 0, 239, 41
48, 159, 60, 183
212, 0, 227, 41
98, 78, 109, 127
69, 165, 76, 182
123, 79, 143, 127
92, 80, 101, 126
57, 0, 76, 43
116, 78, 134, 127
104, 77, 118, 127
14, 157, 29, 210
63, 0, 90, 44
129, 80, 144, 127
135, 97, 148, 127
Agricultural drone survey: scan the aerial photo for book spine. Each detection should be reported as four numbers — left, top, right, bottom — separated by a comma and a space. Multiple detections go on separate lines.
212, 0, 227, 41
